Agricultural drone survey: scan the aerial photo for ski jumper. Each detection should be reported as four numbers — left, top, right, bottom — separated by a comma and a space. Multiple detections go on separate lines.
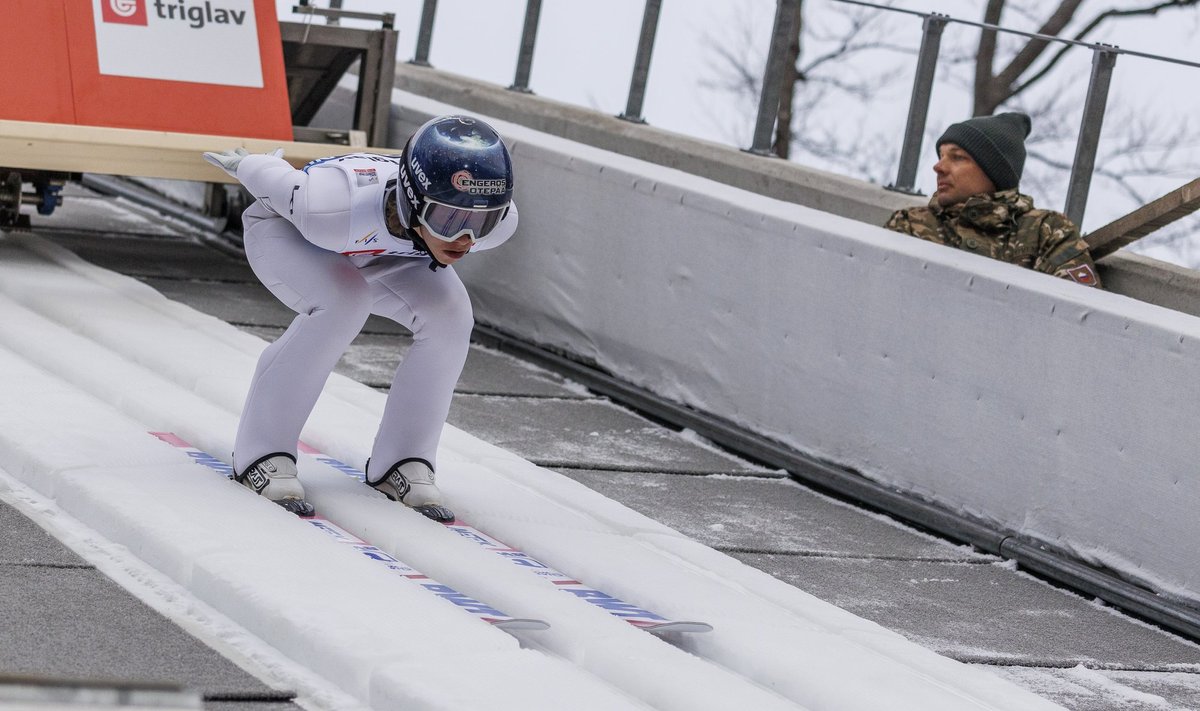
231, 152, 517, 480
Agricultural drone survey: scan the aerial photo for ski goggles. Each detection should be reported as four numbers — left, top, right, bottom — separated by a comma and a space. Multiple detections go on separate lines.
417, 200, 508, 243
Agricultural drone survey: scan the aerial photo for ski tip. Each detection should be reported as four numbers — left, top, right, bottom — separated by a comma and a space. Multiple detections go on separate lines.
636, 620, 714, 634
490, 618, 551, 631
148, 431, 189, 447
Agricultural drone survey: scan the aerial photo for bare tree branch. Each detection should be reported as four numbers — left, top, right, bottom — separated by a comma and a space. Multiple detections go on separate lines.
802, 70, 904, 100
989, 1, 1085, 99
707, 0, 1200, 263
973, 0, 1005, 115
703, 0, 910, 162
1025, 105, 1200, 211
1010, 0, 1200, 100
701, 17, 767, 99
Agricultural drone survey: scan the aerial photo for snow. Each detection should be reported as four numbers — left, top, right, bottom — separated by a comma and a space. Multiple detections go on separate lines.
0, 231, 1069, 709
0, 473, 372, 711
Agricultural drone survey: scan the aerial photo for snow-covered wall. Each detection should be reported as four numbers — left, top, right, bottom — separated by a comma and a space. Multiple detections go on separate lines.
393, 92, 1200, 605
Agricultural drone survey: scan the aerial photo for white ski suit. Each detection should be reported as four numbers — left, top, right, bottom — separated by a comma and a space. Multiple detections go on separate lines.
231, 152, 517, 480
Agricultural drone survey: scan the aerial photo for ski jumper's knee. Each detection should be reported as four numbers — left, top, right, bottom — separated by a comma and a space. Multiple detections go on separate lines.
413, 288, 474, 344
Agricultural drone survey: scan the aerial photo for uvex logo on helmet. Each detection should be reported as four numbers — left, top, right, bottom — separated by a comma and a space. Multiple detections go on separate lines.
101, 0, 148, 25
398, 162, 421, 212
409, 156, 432, 190
451, 170, 507, 195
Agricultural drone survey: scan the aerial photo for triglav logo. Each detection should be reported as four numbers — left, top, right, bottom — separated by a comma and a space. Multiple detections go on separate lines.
100, 0, 249, 29
92, 0, 263, 87
100, 0, 148, 25
152, 0, 249, 29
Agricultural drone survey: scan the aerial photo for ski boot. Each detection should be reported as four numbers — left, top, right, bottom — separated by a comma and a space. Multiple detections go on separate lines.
236, 453, 315, 517
367, 458, 455, 522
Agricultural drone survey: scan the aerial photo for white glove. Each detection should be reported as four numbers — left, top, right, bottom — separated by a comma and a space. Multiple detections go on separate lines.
202, 147, 284, 178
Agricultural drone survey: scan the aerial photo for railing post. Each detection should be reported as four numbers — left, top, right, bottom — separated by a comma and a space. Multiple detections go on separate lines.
748, 0, 802, 156
619, 0, 664, 123
1064, 46, 1118, 226
889, 13, 947, 194
411, 0, 438, 67
510, 0, 543, 93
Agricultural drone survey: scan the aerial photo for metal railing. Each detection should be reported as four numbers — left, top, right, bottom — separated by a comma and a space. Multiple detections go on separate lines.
837, 0, 1200, 225
749, 0, 802, 156
404, 0, 1200, 227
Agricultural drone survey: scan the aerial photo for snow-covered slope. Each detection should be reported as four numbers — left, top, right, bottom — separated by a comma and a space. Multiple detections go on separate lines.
0, 233, 1065, 710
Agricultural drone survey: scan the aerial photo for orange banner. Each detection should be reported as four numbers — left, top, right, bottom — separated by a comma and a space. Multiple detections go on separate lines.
0, 0, 293, 140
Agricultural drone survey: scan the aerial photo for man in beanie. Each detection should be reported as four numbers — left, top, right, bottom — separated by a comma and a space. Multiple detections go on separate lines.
884, 112, 1101, 288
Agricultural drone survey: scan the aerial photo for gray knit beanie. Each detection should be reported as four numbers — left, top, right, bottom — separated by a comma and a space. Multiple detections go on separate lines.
935, 112, 1032, 191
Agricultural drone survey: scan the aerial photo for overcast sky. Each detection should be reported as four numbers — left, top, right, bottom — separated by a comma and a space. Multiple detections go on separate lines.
274, 0, 1200, 265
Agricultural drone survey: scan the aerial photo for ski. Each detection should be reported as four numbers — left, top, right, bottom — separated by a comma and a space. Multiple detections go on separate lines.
301, 444, 713, 635
149, 432, 548, 631
443, 523, 713, 634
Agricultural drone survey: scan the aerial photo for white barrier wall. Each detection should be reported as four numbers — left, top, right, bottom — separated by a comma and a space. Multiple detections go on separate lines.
396, 92, 1200, 605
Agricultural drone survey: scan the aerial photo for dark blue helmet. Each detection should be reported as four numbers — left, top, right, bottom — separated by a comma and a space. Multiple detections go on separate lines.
397, 115, 514, 243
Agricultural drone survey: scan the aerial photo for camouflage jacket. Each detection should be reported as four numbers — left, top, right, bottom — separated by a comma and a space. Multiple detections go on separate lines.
884, 189, 1102, 288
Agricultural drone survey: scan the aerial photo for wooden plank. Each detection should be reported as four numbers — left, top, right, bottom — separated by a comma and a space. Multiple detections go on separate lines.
1086, 176, 1200, 260
0, 119, 398, 185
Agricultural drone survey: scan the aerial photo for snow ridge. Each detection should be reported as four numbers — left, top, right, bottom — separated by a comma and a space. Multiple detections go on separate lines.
0, 233, 1065, 710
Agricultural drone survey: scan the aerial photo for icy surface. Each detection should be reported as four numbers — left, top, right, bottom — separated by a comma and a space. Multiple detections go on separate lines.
0, 472, 369, 711
988, 665, 1200, 711
0, 232, 1069, 710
